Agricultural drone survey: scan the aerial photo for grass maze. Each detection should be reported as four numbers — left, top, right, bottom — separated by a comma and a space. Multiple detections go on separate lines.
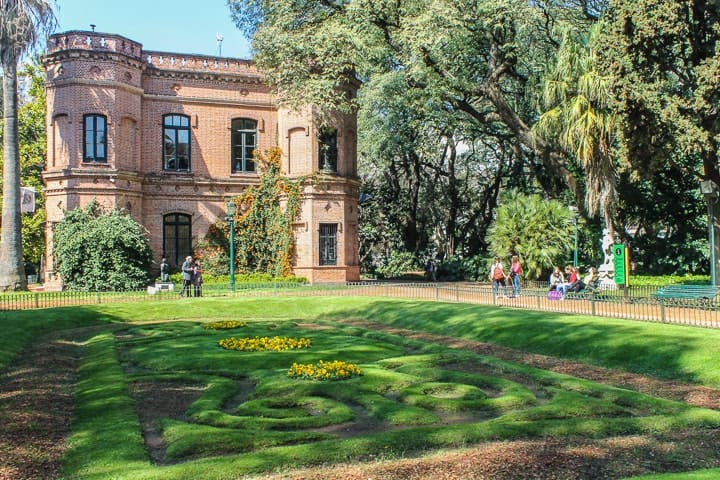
107, 318, 720, 475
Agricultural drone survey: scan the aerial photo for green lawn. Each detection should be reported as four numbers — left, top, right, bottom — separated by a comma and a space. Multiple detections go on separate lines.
3, 296, 720, 479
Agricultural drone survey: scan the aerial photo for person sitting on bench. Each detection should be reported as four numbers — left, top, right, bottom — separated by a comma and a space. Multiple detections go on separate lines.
567, 266, 599, 294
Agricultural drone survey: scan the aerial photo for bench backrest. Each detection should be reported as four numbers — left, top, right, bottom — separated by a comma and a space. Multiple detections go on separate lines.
656, 285, 720, 298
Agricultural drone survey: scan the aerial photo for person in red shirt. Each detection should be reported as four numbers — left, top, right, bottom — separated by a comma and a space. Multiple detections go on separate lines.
509, 255, 522, 297
558, 265, 578, 298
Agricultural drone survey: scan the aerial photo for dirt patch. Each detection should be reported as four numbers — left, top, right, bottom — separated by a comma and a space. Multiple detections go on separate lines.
253, 429, 720, 480
0, 336, 81, 480
129, 381, 206, 464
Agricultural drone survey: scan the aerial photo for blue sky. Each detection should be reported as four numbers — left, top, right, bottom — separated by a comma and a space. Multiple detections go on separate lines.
54, 0, 252, 59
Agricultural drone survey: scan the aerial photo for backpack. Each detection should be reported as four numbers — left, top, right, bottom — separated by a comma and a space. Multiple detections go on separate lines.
492, 265, 504, 280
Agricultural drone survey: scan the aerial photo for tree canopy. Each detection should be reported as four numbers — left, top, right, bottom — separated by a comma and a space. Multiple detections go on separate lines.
227, 0, 716, 277
598, 0, 720, 185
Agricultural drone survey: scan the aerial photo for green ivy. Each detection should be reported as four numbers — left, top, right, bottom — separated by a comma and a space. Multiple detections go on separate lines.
52, 201, 154, 291
231, 147, 303, 277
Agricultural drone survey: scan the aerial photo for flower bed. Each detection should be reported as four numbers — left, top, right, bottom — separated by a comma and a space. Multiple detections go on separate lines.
219, 336, 311, 352
204, 320, 247, 330
288, 360, 362, 381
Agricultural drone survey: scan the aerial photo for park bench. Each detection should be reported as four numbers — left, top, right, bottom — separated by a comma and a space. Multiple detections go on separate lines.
654, 285, 720, 303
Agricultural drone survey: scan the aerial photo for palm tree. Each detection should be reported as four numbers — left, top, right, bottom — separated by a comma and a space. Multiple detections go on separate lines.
0, 0, 55, 291
486, 190, 574, 280
533, 24, 616, 226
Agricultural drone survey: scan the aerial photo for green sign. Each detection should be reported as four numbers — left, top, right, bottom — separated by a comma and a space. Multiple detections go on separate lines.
613, 243, 626, 284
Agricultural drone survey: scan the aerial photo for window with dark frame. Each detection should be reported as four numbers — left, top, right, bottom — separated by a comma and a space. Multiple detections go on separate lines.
319, 223, 338, 266
163, 213, 192, 268
231, 118, 257, 173
83, 114, 107, 162
318, 127, 338, 172
163, 114, 191, 171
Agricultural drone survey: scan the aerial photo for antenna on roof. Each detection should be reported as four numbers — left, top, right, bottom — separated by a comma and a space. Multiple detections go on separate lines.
90, 24, 96, 32
216, 33, 224, 57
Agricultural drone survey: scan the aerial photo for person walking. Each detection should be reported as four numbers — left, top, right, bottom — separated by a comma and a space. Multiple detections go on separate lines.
193, 260, 203, 297
489, 256, 507, 298
424, 258, 436, 282
509, 255, 522, 297
179, 255, 194, 297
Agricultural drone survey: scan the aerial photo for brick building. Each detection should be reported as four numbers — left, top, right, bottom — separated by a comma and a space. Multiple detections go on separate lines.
42, 31, 360, 285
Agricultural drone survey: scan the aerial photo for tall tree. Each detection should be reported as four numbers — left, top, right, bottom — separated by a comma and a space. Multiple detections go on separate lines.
230, 0, 612, 273
0, 0, 55, 291
229, 0, 600, 201
533, 24, 616, 224
597, 0, 720, 279
16, 59, 47, 271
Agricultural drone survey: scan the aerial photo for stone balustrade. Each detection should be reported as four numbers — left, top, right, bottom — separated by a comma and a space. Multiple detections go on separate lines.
47, 31, 257, 75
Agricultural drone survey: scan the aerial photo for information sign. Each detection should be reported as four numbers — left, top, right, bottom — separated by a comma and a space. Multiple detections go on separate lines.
613, 244, 626, 285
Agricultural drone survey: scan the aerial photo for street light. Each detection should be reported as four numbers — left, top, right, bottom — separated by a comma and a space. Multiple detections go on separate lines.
226, 198, 236, 292
701, 180, 718, 286
569, 206, 579, 267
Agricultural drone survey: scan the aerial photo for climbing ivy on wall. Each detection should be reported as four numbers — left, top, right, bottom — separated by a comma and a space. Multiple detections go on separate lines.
229, 147, 303, 277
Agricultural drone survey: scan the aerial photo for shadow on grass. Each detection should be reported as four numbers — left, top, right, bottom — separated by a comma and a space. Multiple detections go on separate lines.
325, 299, 720, 387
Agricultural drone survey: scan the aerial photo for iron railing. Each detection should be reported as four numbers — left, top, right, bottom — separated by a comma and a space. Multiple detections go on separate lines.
0, 281, 718, 329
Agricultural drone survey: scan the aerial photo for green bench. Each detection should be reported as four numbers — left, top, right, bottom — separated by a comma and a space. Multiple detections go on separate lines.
654, 285, 720, 302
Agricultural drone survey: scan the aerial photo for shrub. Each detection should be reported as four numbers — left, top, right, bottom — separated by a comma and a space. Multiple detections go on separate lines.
376, 251, 419, 278
53, 201, 154, 291
437, 255, 489, 281
159, 272, 307, 285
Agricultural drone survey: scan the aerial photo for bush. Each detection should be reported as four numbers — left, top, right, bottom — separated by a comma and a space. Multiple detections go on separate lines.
436, 255, 489, 281
53, 201, 154, 291
159, 272, 307, 285
375, 251, 419, 278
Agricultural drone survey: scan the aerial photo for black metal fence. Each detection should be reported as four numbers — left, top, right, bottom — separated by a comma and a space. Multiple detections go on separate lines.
1, 281, 717, 329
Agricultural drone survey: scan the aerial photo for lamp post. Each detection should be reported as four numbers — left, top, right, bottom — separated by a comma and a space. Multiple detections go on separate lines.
569, 206, 579, 267
226, 198, 236, 292
701, 180, 718, 286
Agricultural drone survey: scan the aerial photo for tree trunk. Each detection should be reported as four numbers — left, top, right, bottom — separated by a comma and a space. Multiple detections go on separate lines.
0, 60, 27, 291
705, 192, 720, 286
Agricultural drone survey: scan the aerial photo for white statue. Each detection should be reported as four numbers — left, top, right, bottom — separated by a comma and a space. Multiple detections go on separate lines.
597, 228, 616, 288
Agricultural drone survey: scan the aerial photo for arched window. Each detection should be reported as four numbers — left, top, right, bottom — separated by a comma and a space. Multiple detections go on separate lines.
163, 114, 191, 171
163, 213, 192, 267
318, 127, 337, 172
231, 118, 257, 173
83, 114, 107, 162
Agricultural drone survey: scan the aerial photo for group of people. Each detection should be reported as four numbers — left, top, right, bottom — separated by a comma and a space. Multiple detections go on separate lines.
549, 265, 599, 299
488, 255, 601, 300
489, 255, 522, 298
171, 255, 203, 297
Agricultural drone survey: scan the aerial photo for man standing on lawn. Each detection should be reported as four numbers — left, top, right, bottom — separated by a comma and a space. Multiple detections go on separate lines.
179, 256, 194, 297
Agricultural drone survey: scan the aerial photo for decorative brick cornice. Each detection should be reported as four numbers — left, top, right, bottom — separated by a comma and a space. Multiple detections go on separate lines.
47, 78, 145, 96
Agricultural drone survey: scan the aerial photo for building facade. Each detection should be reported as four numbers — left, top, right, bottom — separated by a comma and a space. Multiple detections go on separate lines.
42, 31, 360, 285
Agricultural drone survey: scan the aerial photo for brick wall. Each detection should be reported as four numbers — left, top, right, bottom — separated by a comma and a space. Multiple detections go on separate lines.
42, 31, 360, 286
